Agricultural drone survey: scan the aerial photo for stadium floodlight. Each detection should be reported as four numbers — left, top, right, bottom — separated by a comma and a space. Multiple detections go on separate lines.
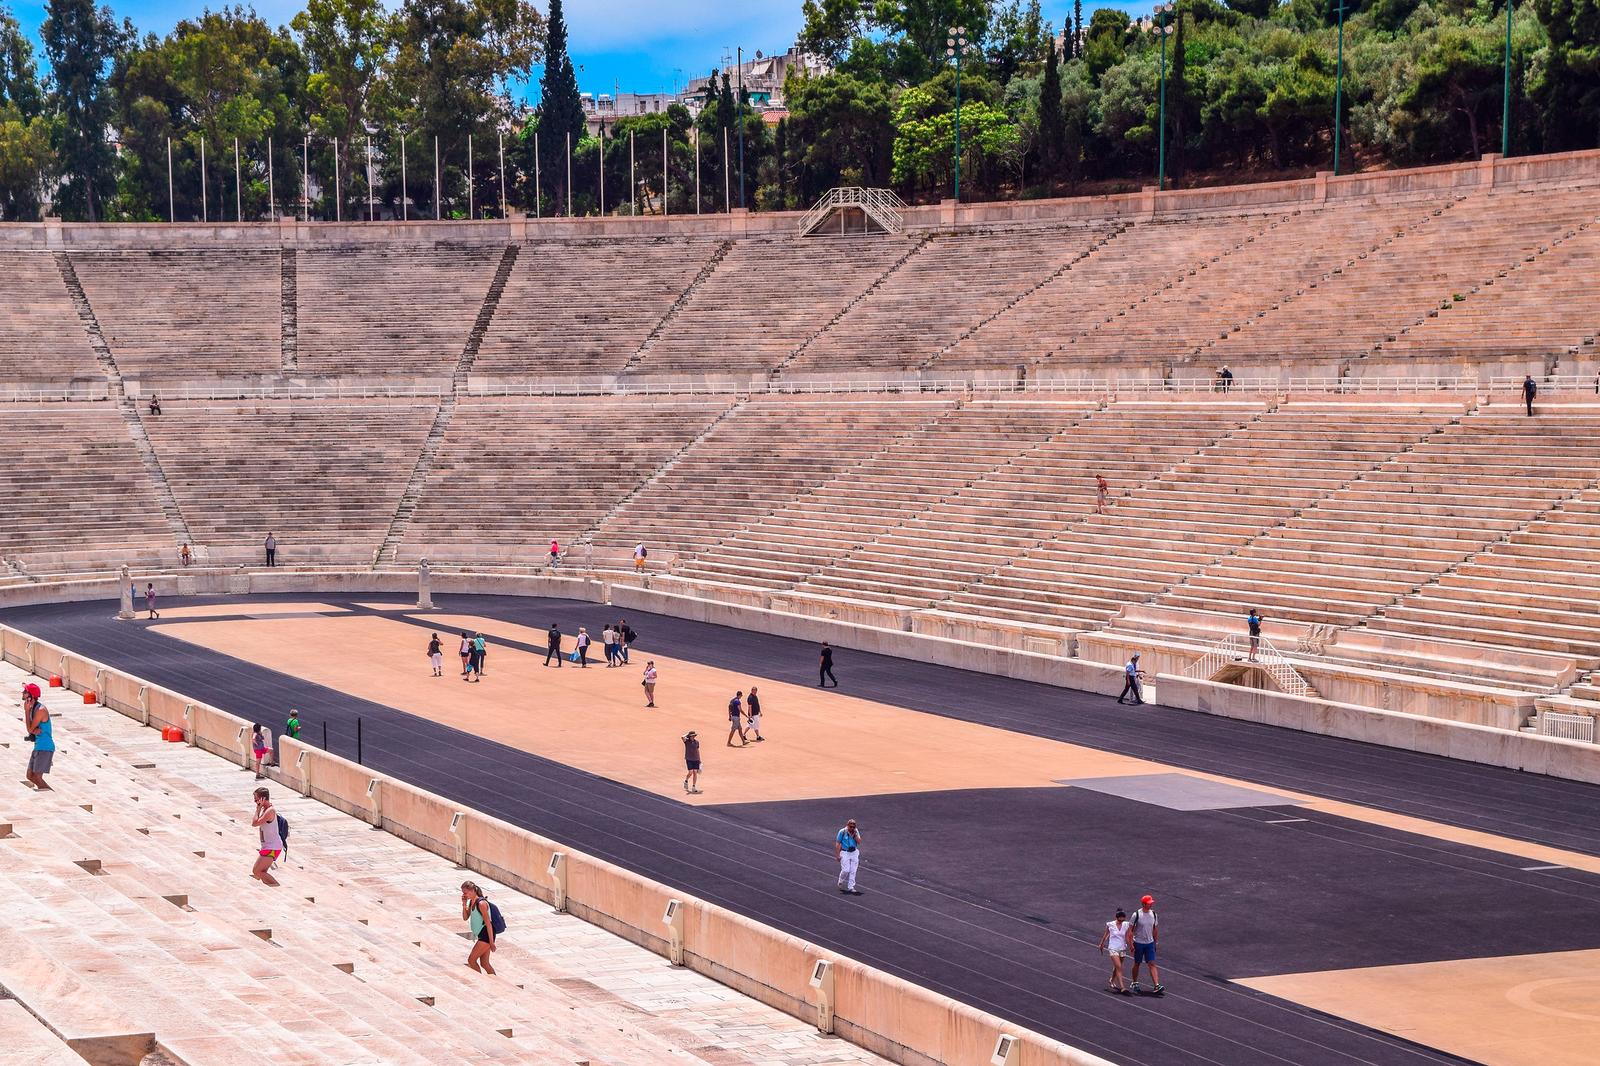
946, 26, 970, 203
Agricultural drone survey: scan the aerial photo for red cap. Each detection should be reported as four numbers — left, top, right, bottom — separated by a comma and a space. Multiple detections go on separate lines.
1140, 895, 1154, 906
22, 683, 41, 699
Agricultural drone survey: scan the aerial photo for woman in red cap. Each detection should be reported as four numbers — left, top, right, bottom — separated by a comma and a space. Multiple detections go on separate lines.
23, 683, 54, 791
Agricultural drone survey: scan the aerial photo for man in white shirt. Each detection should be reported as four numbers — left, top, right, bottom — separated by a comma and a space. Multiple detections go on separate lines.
1128, 894, 1163, 994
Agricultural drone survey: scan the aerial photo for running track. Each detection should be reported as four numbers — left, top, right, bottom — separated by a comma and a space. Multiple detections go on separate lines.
10, 593, 1600, 1066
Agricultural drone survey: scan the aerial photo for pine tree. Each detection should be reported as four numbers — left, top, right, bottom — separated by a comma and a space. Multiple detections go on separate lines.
41, 0, 125, 220
1037, 36, 1064, 186
532, 0, 583, 213
1072, 0, 1083, 58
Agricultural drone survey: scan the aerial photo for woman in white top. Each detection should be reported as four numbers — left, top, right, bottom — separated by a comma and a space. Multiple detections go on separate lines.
641, 661, 658, 707
1097, 908, 1132, 994
602, 626, 617, 667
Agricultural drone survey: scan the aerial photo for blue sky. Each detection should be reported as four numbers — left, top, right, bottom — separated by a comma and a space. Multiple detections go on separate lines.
8, 1, 1143, 100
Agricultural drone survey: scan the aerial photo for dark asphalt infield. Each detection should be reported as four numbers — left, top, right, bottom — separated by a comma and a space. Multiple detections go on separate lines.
9, 591, 1599, 1066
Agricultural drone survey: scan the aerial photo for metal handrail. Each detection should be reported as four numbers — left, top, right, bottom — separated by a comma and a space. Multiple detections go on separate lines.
1185, 633, 1314, 698
797, 187, 906, 235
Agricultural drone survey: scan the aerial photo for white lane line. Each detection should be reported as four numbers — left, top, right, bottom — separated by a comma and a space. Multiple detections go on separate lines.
1266, 818, 1309, 824
1521, 864, 1565, 871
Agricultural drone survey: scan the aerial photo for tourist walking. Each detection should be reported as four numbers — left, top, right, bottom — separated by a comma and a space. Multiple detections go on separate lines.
1096, 474, 1109, 515
727, 691, 748, 746
574, 626, 591, 667
544, 623, 563, 667
1098, 908, 1133, 994
1246, 608, 1262, 663
460, 882, 498, 975
284, 709, 302, 742
682, 731, 702, 793
642, 661, 658, 707
549, 539, 561, 568
1117, 654, 1145, 705
819, 644, 838, 688
634, 543, 647, 572
428, 633, 443, 676
1128, 895, 1163, 994
23, 683, 53, 791
251, 787, 283, 887
473, 633, 488, 676
835, 819, 862, 894
264, 532, 277, 567
463, 634, 483, 683
618, 619, 636, 664
602, 625, 618, 667
1523, 374, 1538, 416
458, 632, 472, 675
145, 582, 159, 619
251, 724, 269, 779
745, 686, 764, 741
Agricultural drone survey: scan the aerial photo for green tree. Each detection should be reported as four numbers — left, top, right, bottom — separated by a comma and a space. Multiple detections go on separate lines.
530, 0, 580, 213
892, 82, 1022, 195
1037, 34, 1065, 182
0, 5, 49, 220
1532, 0, 1600, 150
783, 71, 894, 200
42, 0, 128, 220
295, 0, 394, 217
1084, 7, 1132, 80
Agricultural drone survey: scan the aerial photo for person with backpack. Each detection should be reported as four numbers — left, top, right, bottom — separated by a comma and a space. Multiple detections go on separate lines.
634, 543, 648, 572
427, 633, 443, 677
461, 881, 501, 975
284, 710, 303, 741
1246, 609, 1263, 663
1097, 908, 1133, 994
1128, 894, 1163, 995
251, 787, 284, 887
574, 627, 591, 667
618, 619, 636, 664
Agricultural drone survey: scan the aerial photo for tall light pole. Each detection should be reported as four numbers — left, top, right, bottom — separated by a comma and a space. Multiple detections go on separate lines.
1501, 0, 1514, 157
1333, 0, 1347, 174
1139, 4, 1176, 191
662, 126, 669, 216
946, 26, 968, 203
736, 46, 746, 209
400, 133, 408, 221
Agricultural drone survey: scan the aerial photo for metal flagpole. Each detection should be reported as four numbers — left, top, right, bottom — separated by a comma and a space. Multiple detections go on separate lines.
565, 131, 571, 216
334, 138, 341, 222
723, 126, 729, 212
736, 46, 745, 209
630, 130, 636, 214
695, 133, 700, 214
662, 127, 668, 216
401, 135, 408, 221
234, 137, 241, 220
200, 136, 207, 222
468, 133, 474, 219
1333, 0, 1346, 175
498, 131, 506, 217
366, 135, 374, 221
302, 134, 309, 222
1501, 0, 1514, 157
166, 137, 174, 222
598, 123, 605, 215
534, 132, 541, 218
267, 138, 274, 220
434, 135, 440, 220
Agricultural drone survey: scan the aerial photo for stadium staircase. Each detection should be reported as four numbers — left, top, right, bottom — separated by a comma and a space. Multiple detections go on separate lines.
53, 251, 192, 552
796, 187, 907, 237
1361, 211, 1600, 371
280, 247, 297, 371
918, 223, 1132, 371
1030, 211, 1289, 373
623, 239, 734, 371
771, 235, 931, 377
1192, 197, 1463, 365
1184, 633, 1316, 697
374, 245, 520, 565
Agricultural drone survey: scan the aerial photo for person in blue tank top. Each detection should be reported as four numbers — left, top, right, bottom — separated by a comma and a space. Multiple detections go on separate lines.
23, 683, 54, 790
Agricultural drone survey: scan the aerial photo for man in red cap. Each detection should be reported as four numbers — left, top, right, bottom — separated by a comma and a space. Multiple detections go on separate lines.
22, 683, 55, 791
1128, 894, 1162, 994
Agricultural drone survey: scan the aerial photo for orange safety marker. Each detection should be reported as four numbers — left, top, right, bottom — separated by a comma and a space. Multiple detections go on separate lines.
48, 675, 62, 687
83, 690, 98, 705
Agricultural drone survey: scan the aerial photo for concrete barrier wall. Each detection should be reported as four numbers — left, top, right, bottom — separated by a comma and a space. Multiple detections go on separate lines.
0, 617, 1117, 1066
1155, 674, 1600, 784
2, 148, 1595, 251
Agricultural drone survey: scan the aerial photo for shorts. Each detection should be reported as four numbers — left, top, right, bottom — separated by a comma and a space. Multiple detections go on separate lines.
258, 849, 281, 860
747, 714, 761, 730
1108, 949, 1127, 960
252, 748, 268, 761
685, 759, 701, 771
1133, 942, 1157, 964
28, 748, 53, 775
476, 928, 492, 944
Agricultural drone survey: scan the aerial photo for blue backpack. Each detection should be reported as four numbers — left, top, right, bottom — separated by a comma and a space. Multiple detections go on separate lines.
484, 898, 506, 935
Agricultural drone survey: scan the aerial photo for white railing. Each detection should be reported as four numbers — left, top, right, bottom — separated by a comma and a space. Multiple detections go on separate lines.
1536, 711, 1597, 743
797, 187, 907, 236
144, 381, 451, 402
1184, 633, 1315, 698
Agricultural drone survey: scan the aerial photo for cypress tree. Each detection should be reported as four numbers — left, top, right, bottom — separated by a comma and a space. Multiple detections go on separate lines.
533, 0, 584, 213
1071, 0, 1082, 58
1038, 37, 1064, 185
